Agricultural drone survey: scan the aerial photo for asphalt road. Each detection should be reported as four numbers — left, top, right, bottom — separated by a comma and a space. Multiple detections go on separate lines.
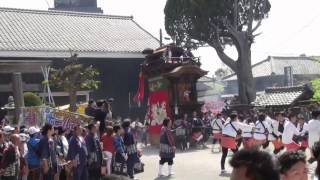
135, 145, 231, 180
134, 144, 317, 180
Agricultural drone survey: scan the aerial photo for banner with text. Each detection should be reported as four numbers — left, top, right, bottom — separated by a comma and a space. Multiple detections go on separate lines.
21, 106, 93, 129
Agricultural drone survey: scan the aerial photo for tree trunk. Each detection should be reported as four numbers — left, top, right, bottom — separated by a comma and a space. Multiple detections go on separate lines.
236, 35, 256, 104
69, 90, 77, 112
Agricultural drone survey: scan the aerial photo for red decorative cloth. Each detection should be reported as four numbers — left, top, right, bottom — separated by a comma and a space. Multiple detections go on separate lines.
133, 71, 145, 103
146, 78, 171, 134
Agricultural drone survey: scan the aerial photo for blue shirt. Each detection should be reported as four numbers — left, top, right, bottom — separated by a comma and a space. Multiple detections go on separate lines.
26, 137, 40, 166
113, 134, 125, 154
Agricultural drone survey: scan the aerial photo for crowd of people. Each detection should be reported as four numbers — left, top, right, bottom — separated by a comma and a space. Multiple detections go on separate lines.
0, 98, 148, 180
0, 120, 144, 180
213, 109, 320, 180
1, 96, 320, 180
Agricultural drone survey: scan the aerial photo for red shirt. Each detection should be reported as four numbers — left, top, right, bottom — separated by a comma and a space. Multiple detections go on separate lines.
101, 133, 115, 153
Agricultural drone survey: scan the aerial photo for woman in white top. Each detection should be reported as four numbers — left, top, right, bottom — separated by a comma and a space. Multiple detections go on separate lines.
220, 112, 252, 174
282, 113, 301, 151
253, 113, 271, 147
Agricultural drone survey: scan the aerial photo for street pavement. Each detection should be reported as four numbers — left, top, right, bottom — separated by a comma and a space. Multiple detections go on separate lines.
134, 145, 317, 180
135, 145, 230, 180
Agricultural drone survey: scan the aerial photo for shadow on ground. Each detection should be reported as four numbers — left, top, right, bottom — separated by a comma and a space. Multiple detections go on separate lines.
154, 175, 176, 180
219, 172, 231, 177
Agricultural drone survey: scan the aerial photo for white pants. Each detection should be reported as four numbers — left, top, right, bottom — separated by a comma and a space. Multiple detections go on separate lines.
103, 151, 113, 175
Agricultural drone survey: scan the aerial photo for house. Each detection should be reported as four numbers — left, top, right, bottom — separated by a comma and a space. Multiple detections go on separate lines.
253, 85, 314, 111
0, 7, 159, 118
222, 56, 320, 96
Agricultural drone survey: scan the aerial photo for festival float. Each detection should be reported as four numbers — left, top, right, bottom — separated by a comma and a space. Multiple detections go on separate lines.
135, 44, 208, 145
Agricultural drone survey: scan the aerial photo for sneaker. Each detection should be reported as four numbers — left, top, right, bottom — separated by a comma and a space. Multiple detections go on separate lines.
158, 174, 165, 177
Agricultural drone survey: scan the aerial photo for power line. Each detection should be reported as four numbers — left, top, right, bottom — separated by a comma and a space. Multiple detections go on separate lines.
274, 11, 320, 50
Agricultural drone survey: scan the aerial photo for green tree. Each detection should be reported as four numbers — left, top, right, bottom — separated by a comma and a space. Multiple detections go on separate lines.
312, 79, 320, 101
311, 57, 320, 101
50, 53, 100, 112
24, 92, 42, 107
165, 0, 271, 104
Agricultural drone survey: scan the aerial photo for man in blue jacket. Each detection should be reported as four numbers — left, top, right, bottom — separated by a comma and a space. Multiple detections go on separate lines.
26, 126, 41, 180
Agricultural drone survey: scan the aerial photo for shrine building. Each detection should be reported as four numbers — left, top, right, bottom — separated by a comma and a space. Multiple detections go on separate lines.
0, 4, 159, 118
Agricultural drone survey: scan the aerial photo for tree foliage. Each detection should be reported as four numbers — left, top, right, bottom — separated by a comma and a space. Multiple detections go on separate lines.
165, 0, 270, 54
24, 92, 42, 107
311, 57, 320, 101
165, 0, 271, 104
312, 79, 320, 101
50, 53, 100, 112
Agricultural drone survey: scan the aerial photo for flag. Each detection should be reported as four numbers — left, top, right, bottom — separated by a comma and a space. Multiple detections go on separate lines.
133, 71, 145, 104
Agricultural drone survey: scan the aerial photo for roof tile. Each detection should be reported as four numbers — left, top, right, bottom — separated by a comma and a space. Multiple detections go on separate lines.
0, 7, 159, 57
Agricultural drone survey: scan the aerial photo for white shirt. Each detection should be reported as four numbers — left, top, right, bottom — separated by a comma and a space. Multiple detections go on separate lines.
222, 121, 252, 138
297, 123, 308, 135
268, 119, 280, 141
253, 120, 271, 140
242, 122, 255, 138
282, 121, 300, 144
211, 118, 224, 133
307, 119, 320, 148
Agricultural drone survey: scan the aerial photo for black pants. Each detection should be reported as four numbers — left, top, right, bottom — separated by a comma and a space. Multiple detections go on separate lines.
88, 168, 101, 180
159, 158, 174, 165
127, 159, 135, 178
220, 147, 238, 170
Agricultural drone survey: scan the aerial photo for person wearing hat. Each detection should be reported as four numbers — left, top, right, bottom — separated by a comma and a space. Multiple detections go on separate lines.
18, 132, 29, 180
3, 126, 14, 141
26, 126, 41, 180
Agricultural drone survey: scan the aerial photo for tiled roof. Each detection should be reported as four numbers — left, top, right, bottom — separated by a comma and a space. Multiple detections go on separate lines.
0, 8, 159, 58
223, 56, 320, 81
253, 86, 305, 106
